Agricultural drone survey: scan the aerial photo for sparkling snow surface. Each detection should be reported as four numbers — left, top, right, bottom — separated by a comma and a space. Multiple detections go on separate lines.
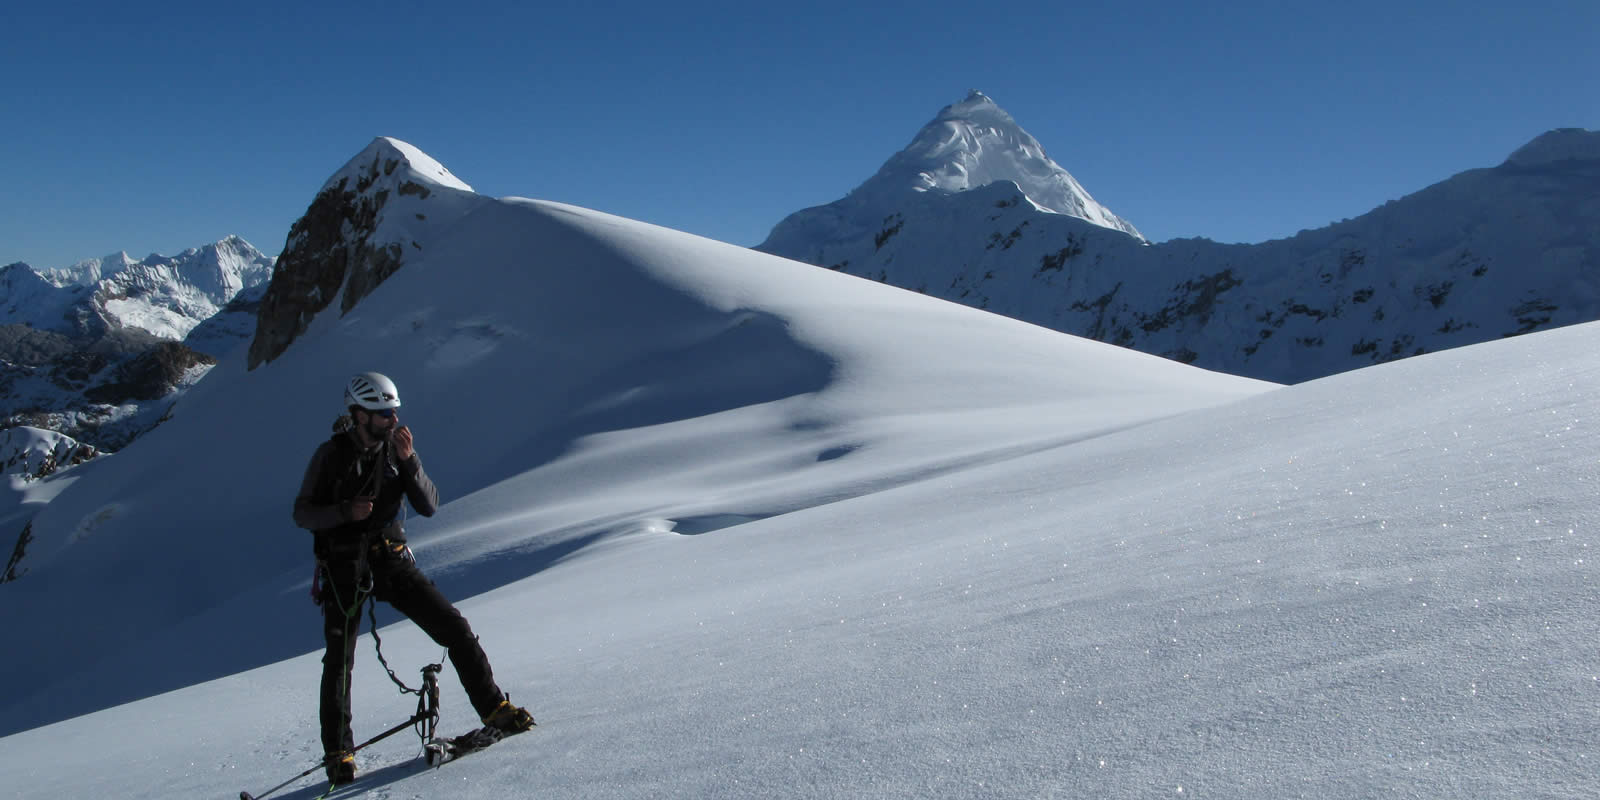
3, 166, 1598, 799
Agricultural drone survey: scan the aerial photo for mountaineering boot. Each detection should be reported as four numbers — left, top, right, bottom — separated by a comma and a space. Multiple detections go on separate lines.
325, 751, 356, 785
483, 699, 536, 733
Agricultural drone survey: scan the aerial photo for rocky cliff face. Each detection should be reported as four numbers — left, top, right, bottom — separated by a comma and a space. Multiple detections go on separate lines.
247, 137, 483, 369
759, 100, 1600, 383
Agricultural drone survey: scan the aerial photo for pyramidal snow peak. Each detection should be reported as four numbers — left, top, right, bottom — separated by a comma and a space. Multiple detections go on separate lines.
875, 90, 1143, 238
759, 90, 1143, 260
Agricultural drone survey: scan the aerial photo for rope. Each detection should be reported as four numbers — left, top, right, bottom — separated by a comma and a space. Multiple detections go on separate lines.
359, 560, 444, 747
320, 554, 372, 758
368, 594, 430, 695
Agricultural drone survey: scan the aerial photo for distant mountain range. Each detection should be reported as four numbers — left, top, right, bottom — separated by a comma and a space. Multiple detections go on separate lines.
758, 92, 1600, 384
0, 237, 274, 451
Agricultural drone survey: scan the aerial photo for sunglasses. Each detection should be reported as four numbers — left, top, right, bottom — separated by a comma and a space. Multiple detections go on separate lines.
367, 408, 397, 418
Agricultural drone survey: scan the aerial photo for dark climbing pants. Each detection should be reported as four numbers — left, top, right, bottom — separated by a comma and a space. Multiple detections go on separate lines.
319, 547, 504, 755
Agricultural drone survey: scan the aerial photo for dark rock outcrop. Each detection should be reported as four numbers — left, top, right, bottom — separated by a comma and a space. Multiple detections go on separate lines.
248, 138, 480, 370
82, 342, 215, 404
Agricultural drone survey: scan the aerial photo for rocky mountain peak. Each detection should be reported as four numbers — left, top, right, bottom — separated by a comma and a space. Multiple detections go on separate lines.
247, 138, 485, 369
319, 136, 475, 197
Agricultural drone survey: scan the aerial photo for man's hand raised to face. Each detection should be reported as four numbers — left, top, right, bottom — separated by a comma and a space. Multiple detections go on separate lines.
394, 425, 414, 460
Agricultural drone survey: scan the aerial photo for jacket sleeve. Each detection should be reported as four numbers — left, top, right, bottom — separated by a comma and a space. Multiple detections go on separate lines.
398, 452, 440, 517
293, 442, 349, 531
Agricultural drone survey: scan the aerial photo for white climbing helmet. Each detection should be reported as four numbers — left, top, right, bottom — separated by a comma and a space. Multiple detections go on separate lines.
343, 372, 402, 410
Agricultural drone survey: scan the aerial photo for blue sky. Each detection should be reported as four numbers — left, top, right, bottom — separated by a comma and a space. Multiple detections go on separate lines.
3, 0, 1595, 268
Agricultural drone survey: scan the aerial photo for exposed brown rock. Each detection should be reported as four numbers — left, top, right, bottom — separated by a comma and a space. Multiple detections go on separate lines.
248, 150, 412, 370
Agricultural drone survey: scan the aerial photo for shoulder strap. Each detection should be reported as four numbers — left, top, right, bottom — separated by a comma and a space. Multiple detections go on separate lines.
315, 432, 366, 501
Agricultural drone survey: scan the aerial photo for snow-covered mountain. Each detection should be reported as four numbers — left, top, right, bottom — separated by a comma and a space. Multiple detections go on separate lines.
758, 96, 1600, 384
761, 91, 1143, 259
4, 138, 1600, 800
0, 237, 275, 450
19, 235, 275, 343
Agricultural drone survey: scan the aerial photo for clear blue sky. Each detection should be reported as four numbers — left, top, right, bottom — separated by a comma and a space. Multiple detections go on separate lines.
3, 0, 1595, 268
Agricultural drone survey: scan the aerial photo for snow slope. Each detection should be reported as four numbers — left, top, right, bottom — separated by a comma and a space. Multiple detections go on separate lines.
5, 297, 1597, 800
3, 142, 1597, 799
